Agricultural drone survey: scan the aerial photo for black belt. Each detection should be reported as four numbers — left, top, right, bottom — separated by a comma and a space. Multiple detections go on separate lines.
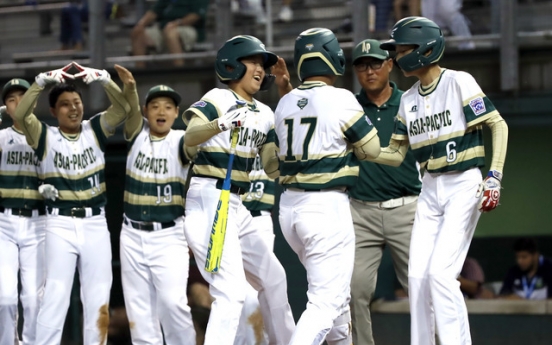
124, 218, 176, 231
0, 206, 46, 217
284, 187, 347, 193
52, 207, 102, 218
214, 178, 246, 195
250, 210, 263, 217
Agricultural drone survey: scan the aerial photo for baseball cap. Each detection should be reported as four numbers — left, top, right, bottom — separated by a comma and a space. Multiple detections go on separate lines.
2, 78, 31, 104
145, 85, 181, 106
352, 39, 389, 64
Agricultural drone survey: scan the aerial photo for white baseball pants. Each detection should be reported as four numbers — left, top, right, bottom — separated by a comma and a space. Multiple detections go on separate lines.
279, 189, 354, 345
35, 213, 112, 345
0, 212, 45, 345
120, 216, 195, 345
409, 168, 482, 345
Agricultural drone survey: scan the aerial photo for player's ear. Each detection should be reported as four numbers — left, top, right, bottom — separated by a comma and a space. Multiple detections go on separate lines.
49, 107, 57, 119
142, 105, 147, 118
386, 58, 393, 73
174, 106, 179, 119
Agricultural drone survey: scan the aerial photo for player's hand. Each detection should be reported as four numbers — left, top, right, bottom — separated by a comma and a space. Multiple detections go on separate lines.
73, 62, 111, 85
35, 63, 74, 87
271, 57, 291, 89
0, 105, 6, 125
114, 64, 135, 88
218, 107, 248, 132
38, 184, 59, 201
476, 171, 502, 212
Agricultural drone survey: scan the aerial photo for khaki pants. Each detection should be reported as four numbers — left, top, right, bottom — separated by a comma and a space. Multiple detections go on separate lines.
350, 196, 417, 345
146, 24, 198, 53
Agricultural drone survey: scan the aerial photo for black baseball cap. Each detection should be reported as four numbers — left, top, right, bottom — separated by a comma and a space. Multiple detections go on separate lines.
145, 85, 181, 106
2, 78, 31, 104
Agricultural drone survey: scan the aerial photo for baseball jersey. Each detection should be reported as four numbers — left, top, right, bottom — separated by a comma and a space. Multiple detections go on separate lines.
391, 69, 499, 173
34, 115, 108, 209
183, 88, 277, 190
500, 256, 552, 300
242, 155, 275, 212
274, 81, 378, 189
124, 122, 189, 223
0, 127, 43, 209
349, 82, 421, 202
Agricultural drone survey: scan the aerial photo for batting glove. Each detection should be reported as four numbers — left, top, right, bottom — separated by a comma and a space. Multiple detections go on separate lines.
73, 62, 111, 85
35, 63, 74, 88
0, 105, 6, 125
218, 107, 248, 132
38, 184, 59, 201
475, 170, 502, 212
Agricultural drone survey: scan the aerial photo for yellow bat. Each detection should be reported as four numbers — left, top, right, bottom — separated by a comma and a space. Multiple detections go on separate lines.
205, 103, 245, 273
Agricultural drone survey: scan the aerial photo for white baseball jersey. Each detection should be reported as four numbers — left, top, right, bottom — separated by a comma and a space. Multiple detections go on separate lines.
0, 127, 43, 209
392, 69, 499, 173
124, 122, 189, 222
183, 88, 277, 191
34, 114, 108, 209
274, 81, 378, 189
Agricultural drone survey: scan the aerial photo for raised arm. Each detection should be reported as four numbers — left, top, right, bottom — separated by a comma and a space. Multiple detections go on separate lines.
114, 65, 143, 141
73, 62, 130, 137
271, 57, 293, 98
366, 138, 409, 167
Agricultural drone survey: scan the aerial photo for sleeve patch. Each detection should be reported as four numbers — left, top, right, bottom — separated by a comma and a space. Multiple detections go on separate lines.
192, 100, 207, 108
469, 97, 486, 116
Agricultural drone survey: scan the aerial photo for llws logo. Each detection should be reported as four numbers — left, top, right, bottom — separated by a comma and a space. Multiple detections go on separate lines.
305, 43, 314, 51
469, 97, 486, 116
192, 101, 207, 108
297, 98, 308, 109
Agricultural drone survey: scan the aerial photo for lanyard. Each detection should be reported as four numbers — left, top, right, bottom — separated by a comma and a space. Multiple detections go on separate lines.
522, 276, 537, 299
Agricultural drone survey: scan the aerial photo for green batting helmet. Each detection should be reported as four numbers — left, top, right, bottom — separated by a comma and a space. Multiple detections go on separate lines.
380, 16, 445, 72
215, 35, 278, 84
294, 28, 345, 82
2, 78, 30, 104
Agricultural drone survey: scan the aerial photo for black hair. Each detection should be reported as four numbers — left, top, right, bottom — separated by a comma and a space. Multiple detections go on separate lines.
513, 237, 538, 254
48, 83, 83, 108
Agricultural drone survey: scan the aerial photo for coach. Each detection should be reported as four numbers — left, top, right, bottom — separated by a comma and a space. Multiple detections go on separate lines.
348, 39, 421, 345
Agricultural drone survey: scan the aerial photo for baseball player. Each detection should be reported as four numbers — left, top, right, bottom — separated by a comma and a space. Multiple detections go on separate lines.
0, 79, 45, 345
13, 62, 131, 345
274, 28, 381, 345
348, 39, 422, 345
118, 68, 196, 344
234, 154, 276, 345
377, 17, 509, 345
182, 35, 294, 345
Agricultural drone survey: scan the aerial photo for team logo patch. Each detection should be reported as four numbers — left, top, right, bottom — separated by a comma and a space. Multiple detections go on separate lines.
305, 43, 314, 51
192, 101, 207, 108
469, 97, 486, 116
297, 98, 308, 109
365, 115, 373, 125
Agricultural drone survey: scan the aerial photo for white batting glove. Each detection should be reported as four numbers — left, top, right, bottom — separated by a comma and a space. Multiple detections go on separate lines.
38, 184, 59, 201
35, 63, 74, 88
217, 107, 248, 132
475, 170, 502, 212
0, 105, 6, 125
73, 62, 111, 85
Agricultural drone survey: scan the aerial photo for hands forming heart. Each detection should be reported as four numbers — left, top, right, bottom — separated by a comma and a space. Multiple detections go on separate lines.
35, 61, 111, 87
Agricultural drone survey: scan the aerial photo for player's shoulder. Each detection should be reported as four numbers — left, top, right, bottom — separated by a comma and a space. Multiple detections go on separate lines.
403, 81, 421, 98
441, 69, 478, 86
252, 99, 273, 114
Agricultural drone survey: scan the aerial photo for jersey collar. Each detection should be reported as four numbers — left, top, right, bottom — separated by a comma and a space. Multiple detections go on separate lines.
418, 68, 447, 96
298, 81, 327, 90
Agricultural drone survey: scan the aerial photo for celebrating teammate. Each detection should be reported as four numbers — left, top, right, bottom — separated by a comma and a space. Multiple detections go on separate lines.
274, 28, 381, 345
377, 17, 509, 345
14, 62, 131, 345
182, 35, 294, 345
0, 79, 45, 345
348, 39, 421, 345
117, 66, 196, 344
234, 154, 277, 345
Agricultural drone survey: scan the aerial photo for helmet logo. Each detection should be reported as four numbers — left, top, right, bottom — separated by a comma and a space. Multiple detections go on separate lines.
427, 39, 436, 45
305, 43, 314, 51
297, 98, 308, 109
259, 43, 266, 51
361, 42, 371, 53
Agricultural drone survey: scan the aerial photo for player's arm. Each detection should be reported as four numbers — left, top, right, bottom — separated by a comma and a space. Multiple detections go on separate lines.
115, 65, 143, 141
367, 138, 409, 167
484, 113, 508, 175
271, 57, 293, 98
184, 113, 221, 146
13, 82, 46, 149
259, 127, 280, 179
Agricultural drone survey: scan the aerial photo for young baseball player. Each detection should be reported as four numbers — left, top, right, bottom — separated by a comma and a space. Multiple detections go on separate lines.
118, 67, 196, 344
378, 17, 509, 345
0, 79, 46, 345
234, 154, 276, 345
348, 39, 421, 345
13, 62, 131, 345
182, 35, 294, 345
274, 28, 381, 345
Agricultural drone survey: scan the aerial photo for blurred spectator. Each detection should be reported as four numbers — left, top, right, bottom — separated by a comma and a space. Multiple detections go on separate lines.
421, 0, 475, 49
131, 0, 210, 68
59, 0, 118, 51
372, 0, 393, 32
394, 0, 420, 22
499, 237, 552, 300
458, 257, 494, 299
278, 0, 293, 22
232, 0, 266, 24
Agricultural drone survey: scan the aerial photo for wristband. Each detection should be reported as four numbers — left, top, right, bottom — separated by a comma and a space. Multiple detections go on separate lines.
488, 170, 502, 182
